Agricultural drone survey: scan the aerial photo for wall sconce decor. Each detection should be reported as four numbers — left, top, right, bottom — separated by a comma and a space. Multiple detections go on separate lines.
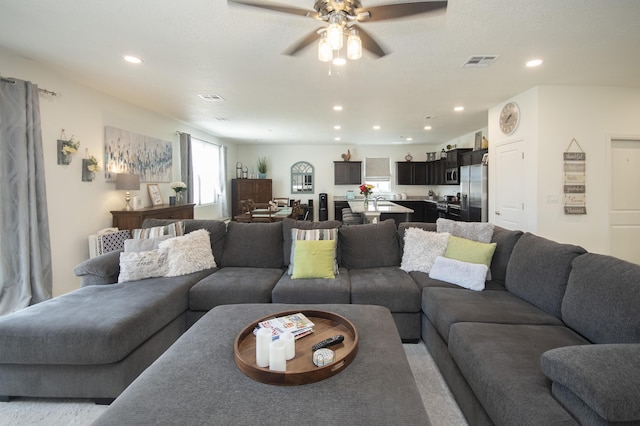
82, 149, 100, 182
57, 128, 80, 165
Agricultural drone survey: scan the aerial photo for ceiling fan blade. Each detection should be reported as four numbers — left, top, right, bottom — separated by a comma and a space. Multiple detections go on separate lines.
352, 25, 387, 58
356, 1, 447, 22
228, 0, 318, 19
283, 27, 324, 56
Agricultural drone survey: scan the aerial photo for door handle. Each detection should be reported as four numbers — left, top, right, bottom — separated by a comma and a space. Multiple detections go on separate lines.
495, 211, 501, 215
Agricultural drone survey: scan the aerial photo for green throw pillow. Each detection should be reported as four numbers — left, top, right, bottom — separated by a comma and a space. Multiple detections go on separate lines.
292, 240, 336, 279
445, 235, 497, 268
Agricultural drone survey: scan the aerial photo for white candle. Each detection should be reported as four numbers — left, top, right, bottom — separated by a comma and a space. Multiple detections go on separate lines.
269, 340, 286, 372
256, 328, 272, 368
280, 331, 295, 360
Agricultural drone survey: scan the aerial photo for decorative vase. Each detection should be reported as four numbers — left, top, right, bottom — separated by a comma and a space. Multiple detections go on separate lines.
363, 196, 369, 209
176, 192, 183, 204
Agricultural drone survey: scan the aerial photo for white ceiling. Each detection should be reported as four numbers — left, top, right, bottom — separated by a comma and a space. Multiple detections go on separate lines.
1, 0, 639, 146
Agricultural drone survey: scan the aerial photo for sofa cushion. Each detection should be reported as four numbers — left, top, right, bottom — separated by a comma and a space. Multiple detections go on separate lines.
400, 227, 449, 273
562, 253, 640, 344
0, 269, 214, 365
188, 267, 284, 311
429, 256, 487, 291
282, 218, 341, 267
541, 344, 640, 423
133, 221, 184, 239
350, 266, 420, 312
142, 219, 227, 263
288, 228, 338, 275
505, 232, 586, 319
436, 218, 494, 243
220, 221, 284, 268
272, 267, 351, 304
448, 322, 589, 425
159, 229, 217, 277
422, 287, 563, 343
488, 226, 523, 284
339, 219, 400, 269
292, 240, 336, 279
124, 236, 172, 252
410, 270, 506, 291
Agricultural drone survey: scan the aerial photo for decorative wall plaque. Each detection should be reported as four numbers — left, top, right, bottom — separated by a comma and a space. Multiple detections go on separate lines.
563, 139, 586, 214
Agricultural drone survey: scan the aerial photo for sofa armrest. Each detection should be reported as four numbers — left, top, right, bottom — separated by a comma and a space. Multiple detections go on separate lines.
541, 344, 640, 422
73, 250, 122, 287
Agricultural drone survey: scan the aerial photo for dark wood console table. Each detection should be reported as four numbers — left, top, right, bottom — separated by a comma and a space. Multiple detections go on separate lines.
111, 204, 195, 232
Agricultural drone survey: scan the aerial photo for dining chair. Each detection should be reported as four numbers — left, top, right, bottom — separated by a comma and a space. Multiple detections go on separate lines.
288, 200, 304, 220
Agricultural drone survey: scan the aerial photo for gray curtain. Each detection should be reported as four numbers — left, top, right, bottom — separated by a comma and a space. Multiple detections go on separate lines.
219, 144, 229, 217
179, 132, 194, 204
0, 77, 52, 316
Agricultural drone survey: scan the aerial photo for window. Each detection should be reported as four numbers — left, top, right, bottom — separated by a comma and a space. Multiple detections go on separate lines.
191, 137, 222, 205
364, 157, 391, 194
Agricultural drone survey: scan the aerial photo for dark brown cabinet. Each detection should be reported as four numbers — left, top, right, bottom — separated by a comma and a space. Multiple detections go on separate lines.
461, 148, 488, 166
231, 179, 273, 218
334, 161, 362, 185
427, 160, 445, 185
396, 162, 427, 185
111, 204, 195, 232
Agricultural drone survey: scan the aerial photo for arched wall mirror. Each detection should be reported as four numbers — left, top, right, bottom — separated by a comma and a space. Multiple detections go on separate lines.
291, 161, 314, 194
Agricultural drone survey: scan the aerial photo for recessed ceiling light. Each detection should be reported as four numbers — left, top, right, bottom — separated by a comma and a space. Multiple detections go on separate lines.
334, 125, 341, 130
526, 59, 543, 67
373, 125, 381, 130
424, 126, 432, 130
406, 137, 413, 141
454, 106, 464, 112
124, 55, 143, 64
335, 137, 341, 141
199, 94, 225, 102
333, 105, 343, 111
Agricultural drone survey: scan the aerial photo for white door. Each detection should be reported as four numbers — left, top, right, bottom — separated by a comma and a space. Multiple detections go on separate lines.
493, 140, 525, 230
610, 139, 640, 264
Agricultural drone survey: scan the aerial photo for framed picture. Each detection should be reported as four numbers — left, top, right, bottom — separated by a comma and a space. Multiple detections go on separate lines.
147, 184, 163, 206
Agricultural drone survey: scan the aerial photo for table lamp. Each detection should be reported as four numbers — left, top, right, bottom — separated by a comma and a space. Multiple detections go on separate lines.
115, 173, 140, 211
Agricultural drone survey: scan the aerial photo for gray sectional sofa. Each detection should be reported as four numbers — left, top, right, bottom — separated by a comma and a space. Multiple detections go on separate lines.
0, 217, 638, 426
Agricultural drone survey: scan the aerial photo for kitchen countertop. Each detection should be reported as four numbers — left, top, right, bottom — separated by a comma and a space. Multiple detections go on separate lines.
335, 195, 439, 203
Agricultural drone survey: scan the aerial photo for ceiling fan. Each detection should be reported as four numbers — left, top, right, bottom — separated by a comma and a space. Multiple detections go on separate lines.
228, 0, 448, 61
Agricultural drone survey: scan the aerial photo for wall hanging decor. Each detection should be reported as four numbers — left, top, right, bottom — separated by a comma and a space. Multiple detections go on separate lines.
82, 148, 100, 182
104, 126, 172, 183
563, 138, 586, 215
57, 128, 80, 165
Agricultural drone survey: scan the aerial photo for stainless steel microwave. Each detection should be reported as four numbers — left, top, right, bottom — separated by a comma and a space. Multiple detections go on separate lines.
445, 167, 458, 184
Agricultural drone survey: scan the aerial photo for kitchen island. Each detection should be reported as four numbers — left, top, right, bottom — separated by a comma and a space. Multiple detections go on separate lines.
348, 200, 414, 224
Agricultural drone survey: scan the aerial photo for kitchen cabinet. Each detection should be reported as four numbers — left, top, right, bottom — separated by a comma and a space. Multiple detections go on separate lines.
396, 162, 427, 185
231, 178, 273, 218
394, 200, 425, 222
111, 204, 194, 232
334, 161, 362, 185
424, 202, 439, 223
444, 148, 472, 169
427, 160, 445, 185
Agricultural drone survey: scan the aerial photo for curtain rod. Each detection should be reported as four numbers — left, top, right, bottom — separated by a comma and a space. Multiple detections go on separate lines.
1, 76, 58, 96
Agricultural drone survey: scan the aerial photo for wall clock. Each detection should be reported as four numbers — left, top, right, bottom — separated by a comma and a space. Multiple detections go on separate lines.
499, 102, 520, 135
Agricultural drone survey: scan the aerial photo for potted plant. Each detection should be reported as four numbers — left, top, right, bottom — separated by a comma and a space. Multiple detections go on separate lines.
257, 157, 268, 178
57, 131, 80, 165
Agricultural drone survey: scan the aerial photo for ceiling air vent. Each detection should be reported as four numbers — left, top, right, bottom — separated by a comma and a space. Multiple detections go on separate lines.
462, 55, 499, 68
198, 94, 225, 101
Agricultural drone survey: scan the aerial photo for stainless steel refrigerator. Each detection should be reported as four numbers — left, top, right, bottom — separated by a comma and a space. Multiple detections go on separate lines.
459, 164, 488, 222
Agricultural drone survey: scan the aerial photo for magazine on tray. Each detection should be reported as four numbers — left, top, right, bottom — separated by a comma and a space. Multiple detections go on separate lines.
253, 312, 315, 341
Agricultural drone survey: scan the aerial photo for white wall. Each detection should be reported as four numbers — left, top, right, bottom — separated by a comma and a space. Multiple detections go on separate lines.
1, 47, 236, 296
489, 85, 640, 253
236, 127, 487, 220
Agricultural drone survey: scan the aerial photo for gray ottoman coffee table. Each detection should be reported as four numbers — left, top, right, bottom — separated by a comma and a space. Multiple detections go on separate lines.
94, 303, 430, 425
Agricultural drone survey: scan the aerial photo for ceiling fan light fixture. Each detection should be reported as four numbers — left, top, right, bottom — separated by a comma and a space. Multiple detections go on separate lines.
326, 15, 344, 50
347, 29, 362, 60
333, 56, 346, 66
318, 34, 333, 62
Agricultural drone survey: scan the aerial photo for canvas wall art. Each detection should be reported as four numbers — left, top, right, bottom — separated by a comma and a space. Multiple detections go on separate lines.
104, 126, 173, 182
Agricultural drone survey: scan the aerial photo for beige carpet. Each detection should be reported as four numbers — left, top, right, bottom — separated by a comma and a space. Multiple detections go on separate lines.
0, 341, 466, 426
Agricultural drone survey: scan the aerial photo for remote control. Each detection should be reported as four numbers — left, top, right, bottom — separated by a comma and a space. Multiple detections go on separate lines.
312, 335, 344, 351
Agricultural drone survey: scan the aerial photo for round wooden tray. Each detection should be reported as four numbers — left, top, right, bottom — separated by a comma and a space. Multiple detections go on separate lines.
234, 309, 358, 386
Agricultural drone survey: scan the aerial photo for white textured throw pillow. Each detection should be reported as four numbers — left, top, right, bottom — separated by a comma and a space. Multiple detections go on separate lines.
159, 229, 216, 277
400, 228, 450, 273
436, 218, 494, 243
429, 256, 488, 291
118, 250, 168, 283
124, 235, 172, 252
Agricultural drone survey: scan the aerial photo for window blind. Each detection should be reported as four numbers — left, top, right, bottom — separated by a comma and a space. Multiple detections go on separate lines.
365, 157, 391, 180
